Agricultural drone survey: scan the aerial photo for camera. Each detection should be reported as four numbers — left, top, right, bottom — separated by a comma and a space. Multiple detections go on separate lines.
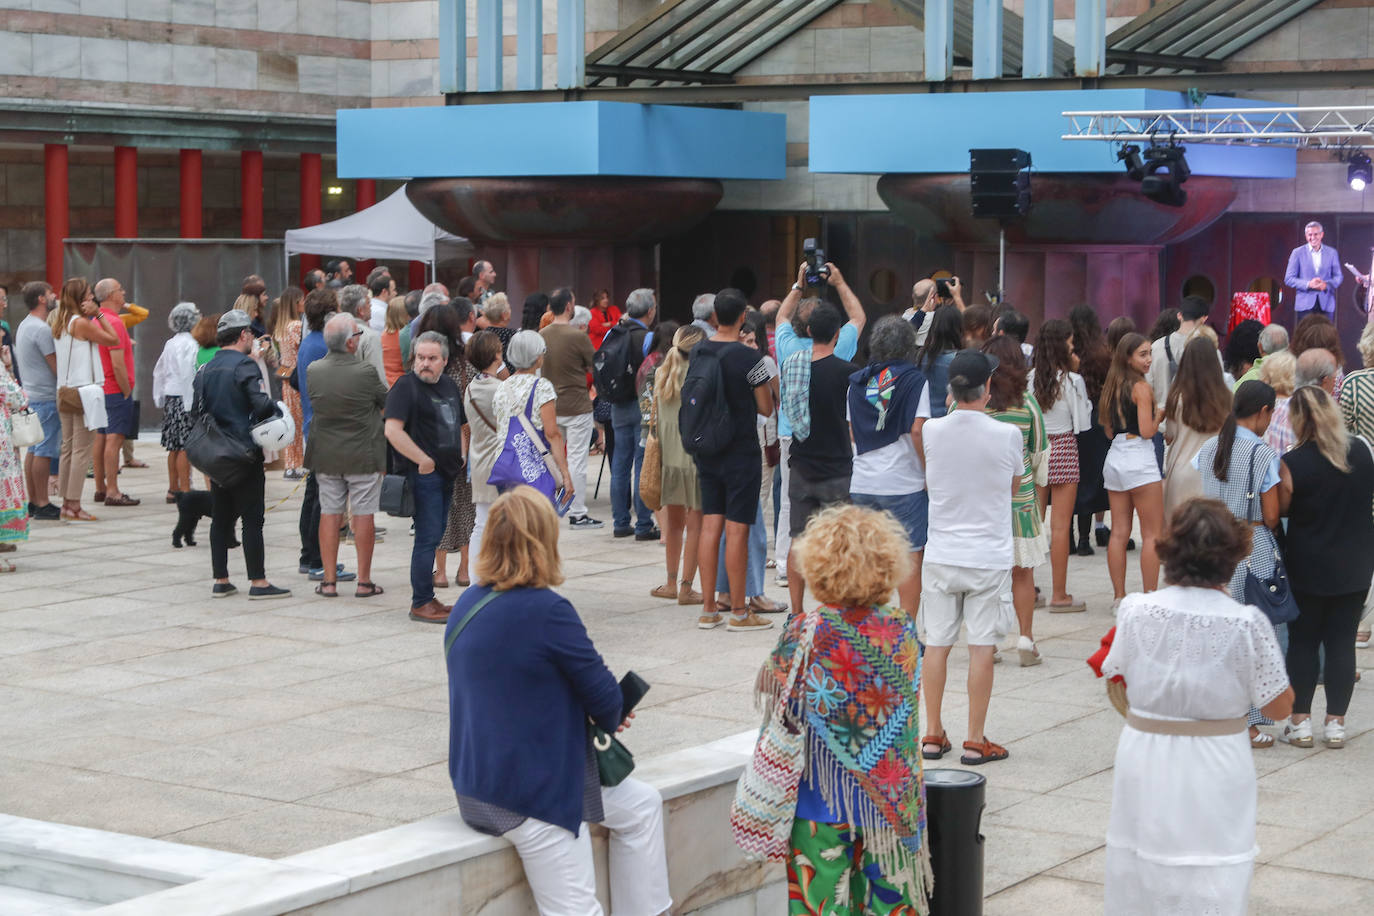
935, 277, 956, 301
803, 238, 830, 286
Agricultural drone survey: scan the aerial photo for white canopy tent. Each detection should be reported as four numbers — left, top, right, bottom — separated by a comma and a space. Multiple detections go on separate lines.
282, 184, 473, 281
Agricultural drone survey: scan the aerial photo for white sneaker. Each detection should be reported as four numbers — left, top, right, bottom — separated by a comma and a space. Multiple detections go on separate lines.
1323, 719, 1346, 749
1283, 720, 1313, 748
774, 573, 788, 588
1017, 636, 1042, 667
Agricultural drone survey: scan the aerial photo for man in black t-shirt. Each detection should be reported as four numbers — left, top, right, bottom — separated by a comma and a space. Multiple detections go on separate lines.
385, 331, 466, 624
695, 288, 776, 633
780, 302, 857, 612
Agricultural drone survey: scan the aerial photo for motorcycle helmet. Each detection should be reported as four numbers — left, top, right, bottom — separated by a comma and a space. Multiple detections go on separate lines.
251, 401, 296, 451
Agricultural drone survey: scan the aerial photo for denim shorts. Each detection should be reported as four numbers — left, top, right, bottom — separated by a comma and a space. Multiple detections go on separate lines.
851, 490, 929, 551
29, 399, 61, 459
100, 392, 136, 437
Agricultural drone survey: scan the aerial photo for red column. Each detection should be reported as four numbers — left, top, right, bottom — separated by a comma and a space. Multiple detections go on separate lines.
113, 145, 138, 238
355, 179, 378, 279
240, 150, 264, 238
409, 261, 426, 291
179, 149, 203, 239
299, 152, 323, 280
44, 144, 69, 290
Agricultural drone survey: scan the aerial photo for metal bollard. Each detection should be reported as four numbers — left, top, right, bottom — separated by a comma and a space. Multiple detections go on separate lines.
924, 768, 986, 916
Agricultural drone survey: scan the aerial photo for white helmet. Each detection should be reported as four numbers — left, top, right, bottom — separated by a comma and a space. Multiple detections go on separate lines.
251, 401, 296, 451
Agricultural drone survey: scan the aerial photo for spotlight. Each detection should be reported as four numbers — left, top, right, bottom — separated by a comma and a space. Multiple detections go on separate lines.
326, 185, 344, 196
1349, 152, 1371, 191
1118, 144, 1145, 182
1140, 142, 1190, 208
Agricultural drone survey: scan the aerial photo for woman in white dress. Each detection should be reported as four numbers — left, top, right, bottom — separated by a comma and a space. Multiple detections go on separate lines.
1102, 498, 1293, 916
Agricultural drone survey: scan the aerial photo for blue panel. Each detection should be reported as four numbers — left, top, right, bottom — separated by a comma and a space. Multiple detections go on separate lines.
438, 0, 465, 93
337, 102, 786, 180
808, 90, 1296, 179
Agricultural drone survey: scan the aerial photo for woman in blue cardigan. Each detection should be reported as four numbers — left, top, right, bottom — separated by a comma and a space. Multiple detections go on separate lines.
446, 486, 671, 915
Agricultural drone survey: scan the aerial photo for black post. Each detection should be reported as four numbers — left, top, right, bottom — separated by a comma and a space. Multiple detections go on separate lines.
925, 768, 986, 916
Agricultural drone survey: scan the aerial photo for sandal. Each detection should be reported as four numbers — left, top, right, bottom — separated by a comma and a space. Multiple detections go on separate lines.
0, 559, 15, 574
165, 491, 180, 504
123, 459, 149, 468
922, 731, 952, 760
103, 493, 140, 506
650, 584, 678, 599
961, 737, 1010, 765
432, 573, 450, 589
456, 577, 471, 587
314, 582, 338, 598
93, 491, 106, 503
1250, 730, 1275, 749
677, 582, 703, 606
355, 582, 384, 598
60, 508, 97, 521
749, 595, 789, 614
1049, 598, 1086, 613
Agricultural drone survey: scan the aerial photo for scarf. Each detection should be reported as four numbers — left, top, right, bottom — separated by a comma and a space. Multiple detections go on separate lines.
848, 361, 927, 455
780, 349, 813, 441
760, 604, 933, 909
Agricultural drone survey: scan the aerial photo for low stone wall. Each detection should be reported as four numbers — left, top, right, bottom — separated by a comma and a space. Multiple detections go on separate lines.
82, 729, 778, 915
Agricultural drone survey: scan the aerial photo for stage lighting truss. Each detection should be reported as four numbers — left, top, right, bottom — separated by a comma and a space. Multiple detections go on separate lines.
1061, 105, 1374, 148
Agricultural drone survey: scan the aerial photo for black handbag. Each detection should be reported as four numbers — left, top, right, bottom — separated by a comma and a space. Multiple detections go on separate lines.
379, 474, 414, 518
184, 389, 257, 488
1241, 443, 1301, 626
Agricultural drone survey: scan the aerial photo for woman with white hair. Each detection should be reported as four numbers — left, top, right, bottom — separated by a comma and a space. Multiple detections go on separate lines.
492, 330, 573, 503
153, 301, 201, 503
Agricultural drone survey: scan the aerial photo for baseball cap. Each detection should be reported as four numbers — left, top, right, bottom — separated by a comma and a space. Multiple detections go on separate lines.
948, 348, 999, 388
217, 309, 252, 334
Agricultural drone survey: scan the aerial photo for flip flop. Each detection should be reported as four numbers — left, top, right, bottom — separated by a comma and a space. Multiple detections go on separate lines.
961, 737, 1010, 765
432, 574, 450, 589
456, 578, 471, 587
355, 582, 384, 598
314, 583, 338, 598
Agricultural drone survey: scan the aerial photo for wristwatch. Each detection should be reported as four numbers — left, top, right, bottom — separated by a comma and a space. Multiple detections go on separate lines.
791, 283, 802, 292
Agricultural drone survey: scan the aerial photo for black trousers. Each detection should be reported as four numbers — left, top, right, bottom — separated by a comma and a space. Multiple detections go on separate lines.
1288, 589, 1365, 717
298, 471, 321, 570
211, 466, 266, 581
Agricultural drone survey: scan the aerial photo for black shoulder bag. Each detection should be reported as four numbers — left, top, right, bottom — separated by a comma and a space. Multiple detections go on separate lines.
184, 376, 257, 488
1241, 442, 1301, 625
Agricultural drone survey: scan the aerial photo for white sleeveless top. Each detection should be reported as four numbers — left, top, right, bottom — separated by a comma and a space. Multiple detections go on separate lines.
56, 317, 105, 389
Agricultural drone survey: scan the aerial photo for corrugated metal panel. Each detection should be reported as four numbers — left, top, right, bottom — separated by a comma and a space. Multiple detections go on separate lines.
1106, 0, 1324, 72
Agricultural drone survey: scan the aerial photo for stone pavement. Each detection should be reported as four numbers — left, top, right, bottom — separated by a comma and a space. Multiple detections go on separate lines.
1, 442, 1372, 913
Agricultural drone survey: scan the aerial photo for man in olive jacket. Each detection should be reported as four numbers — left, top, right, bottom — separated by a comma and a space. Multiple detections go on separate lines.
306, 313, 389, 597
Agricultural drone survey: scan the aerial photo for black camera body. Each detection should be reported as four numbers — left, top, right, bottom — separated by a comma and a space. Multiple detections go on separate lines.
935, 277, 953, 300
803, 238, 830, 286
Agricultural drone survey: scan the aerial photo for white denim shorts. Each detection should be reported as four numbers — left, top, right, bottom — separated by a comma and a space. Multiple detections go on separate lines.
919, 562, 1015, 647
1103, 436, 1161, 492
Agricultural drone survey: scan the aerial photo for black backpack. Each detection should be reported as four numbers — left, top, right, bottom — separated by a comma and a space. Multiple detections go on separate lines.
678, 344, 734, 458
594, 321, 638, 404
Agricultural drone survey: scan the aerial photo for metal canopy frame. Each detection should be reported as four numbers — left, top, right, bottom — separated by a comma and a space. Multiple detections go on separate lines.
1105, 0, 1324, 73
584, 0, 846, 85
1062, 105, 1374, 149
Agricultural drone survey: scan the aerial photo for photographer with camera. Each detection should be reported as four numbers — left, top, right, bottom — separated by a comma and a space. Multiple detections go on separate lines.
773, 259, 867, 585
904, 275, 966, 348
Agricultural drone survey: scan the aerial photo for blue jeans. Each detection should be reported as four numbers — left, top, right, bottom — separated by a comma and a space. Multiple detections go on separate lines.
610, 401, 653, 534
409, 471, 453, 608
717, 502, 766, 597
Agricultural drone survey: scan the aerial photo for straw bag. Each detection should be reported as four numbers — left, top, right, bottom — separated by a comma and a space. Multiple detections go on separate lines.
730, 612, 816, 862
639, 397, 663, 511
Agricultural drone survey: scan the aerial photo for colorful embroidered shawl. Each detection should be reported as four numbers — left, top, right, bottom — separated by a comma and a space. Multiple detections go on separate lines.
760, 604, 932, 909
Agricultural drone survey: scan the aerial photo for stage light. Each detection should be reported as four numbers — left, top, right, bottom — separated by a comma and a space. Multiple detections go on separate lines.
326, 185, 344, 196
1140, 142, 1190, 208
1118, 144, 1145, 182
1349, 152, 1371, 191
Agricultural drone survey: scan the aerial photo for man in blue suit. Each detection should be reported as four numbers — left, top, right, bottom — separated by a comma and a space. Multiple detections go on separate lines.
1285, 221, 1343, 323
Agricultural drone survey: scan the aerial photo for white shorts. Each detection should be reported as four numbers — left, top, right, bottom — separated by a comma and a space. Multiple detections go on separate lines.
919, 562, 1014, 647
1103, 436, 1161, 492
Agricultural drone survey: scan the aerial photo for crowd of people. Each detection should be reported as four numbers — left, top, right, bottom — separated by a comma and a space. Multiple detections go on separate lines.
6, 246, 1374, 915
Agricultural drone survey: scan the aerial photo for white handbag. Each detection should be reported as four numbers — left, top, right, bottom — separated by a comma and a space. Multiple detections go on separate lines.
9, 408, 44, 448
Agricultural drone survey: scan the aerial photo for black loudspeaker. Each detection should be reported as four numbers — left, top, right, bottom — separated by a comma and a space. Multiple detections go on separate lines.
969, 148, 1032, 219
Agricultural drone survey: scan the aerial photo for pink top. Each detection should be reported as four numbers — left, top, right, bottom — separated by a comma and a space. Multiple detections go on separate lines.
98, 307, 135, 395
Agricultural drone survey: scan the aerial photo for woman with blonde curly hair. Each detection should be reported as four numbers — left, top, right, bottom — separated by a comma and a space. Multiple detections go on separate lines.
753, 503, 931, 913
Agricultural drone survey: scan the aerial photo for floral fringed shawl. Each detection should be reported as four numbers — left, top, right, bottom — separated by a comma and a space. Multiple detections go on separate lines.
759, 604, 933, 911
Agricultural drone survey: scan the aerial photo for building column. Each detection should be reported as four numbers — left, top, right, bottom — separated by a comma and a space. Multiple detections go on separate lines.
241, 150, 264, 238
114, 145, 138, 238
179, 149, 203, 239
973, 0, 1003, 79
556, 0, 584, 89
299, 152, 323, 279
44, 144, 69, 290
477, 0, 502, 91
408, 261, 427, 292
924, 0, 953, 82
1075, 0, 1107, 77
355, 179, 377, 279
1022, 0, 1054, 79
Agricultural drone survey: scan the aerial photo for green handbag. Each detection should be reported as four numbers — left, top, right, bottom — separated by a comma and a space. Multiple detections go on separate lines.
589, 722, 635, 787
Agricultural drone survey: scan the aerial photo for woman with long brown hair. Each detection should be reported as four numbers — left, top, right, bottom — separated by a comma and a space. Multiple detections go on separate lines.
271, 286, 306, 479
1030, 318, 1091, 612
1162, 335, 1232, 517
1071, 306, 1115, 555
1100, 332, 1164, 607
983, 334, 1049, 665
50, 277, 120, 521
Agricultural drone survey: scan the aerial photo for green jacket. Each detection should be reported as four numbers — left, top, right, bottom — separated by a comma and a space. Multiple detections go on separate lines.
304, 350, 388, 475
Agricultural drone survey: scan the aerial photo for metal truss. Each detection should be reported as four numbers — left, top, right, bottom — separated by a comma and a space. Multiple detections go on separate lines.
1061, 106, 1374, 149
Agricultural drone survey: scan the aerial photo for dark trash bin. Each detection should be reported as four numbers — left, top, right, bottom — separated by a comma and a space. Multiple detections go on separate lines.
925, 767, 986, 916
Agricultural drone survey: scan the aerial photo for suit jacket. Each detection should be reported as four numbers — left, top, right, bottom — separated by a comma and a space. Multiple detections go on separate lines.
1285, 244, 1342, 315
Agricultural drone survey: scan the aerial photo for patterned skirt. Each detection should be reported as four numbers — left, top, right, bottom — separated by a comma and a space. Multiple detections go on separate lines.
1046, 432, 1081, 485
160, 395, 192, 451
281, 384, 305, 470
438, 472, 477, 551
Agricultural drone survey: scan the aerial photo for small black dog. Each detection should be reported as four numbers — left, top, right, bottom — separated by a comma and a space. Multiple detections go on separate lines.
172, 490, 243, 549
173, 490, 213, 548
